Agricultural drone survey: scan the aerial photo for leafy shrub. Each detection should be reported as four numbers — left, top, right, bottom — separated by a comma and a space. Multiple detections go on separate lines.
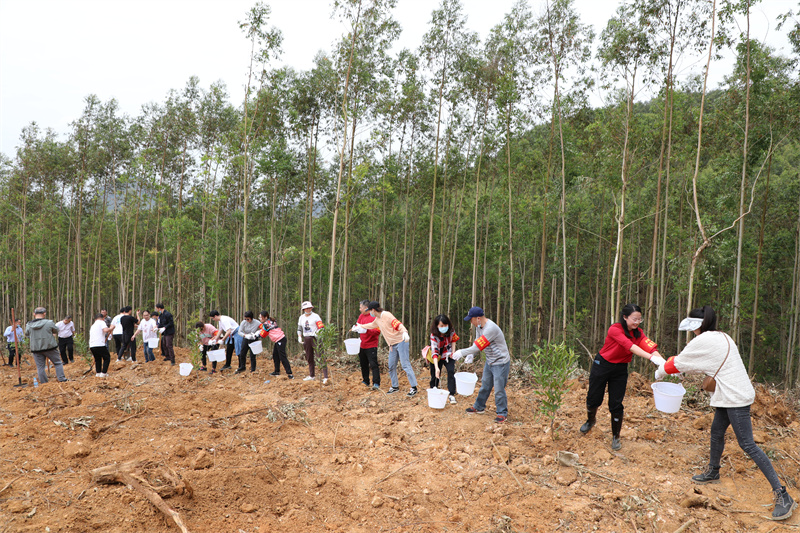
529, 342, 579, 438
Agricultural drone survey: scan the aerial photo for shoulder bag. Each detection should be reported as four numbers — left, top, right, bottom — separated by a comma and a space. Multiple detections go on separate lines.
701, 333, 730, 393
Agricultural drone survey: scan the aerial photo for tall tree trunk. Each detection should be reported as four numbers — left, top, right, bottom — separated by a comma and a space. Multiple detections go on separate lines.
748, 149, 772, 375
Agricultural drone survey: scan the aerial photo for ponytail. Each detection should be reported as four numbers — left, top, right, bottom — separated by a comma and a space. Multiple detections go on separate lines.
688, 305, 717, 333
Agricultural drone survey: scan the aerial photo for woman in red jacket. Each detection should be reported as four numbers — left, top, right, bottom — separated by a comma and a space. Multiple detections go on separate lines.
580, 303, 665, 450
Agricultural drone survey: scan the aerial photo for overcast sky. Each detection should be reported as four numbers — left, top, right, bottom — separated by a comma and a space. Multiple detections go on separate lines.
0, 0, 793, 158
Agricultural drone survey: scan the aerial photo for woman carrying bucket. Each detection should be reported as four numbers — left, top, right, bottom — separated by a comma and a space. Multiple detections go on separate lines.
353, 300, 381, 390
259, 311, 293, 379
194, 321, 219, 372
655, 306, 796, 520
352, 301, 417, 397
427, 314, 459, 405
236, 311, 262, 374
580, 303, 665, 450
297, 301, 327, 384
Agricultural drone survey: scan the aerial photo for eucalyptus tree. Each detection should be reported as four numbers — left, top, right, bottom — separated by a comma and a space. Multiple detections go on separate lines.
419, 0, 477, 328
533, 0, 593, 341
238, 2, 283, 311
485, 0, 534, 348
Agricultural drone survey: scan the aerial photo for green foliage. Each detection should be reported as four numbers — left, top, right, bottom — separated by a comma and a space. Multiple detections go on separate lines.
73, 332, 92, 370
315, 324, 339, 370
528, 343, 579, 438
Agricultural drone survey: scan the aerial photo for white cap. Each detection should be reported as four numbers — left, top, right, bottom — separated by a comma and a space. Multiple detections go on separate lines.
678, 317, 703, 331
301, 301, 314, 310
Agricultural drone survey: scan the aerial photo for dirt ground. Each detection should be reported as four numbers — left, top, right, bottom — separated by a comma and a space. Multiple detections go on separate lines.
0, 346, 798, 533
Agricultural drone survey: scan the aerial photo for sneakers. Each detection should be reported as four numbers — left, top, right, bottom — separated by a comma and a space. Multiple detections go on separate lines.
303, 375, 315, 381
449, 395, 457, 405
288, 374, 294, 379
372, 384, 381, 391
691, 465, 721, 485
407, 387, 418, 397
611, 436, 621, 451
465, 407, 485, 414
269, 371, 280, 376
210, 369, 216, 374
361, 381, 370, 387
221, 365, 231, 370
495, 415, 507, 423
387, 386, 400, 394
234, 368, 246, 374
323, 378, 329, 385
771, 486, 797, 521
199, 366, 207, 371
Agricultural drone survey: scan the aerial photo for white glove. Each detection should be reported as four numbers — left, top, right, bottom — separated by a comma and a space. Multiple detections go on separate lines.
464, 353, 474, 364
298, 335, 303, 344
650, 355, 666, 366
356, 327, 367, 334
245, 333, 255, 341
655, 365, 668, 380
158, 328, 165, 334
402, 331, 410, 342
452, 349, 463, 361
198, 345, 203, 353
351, 325, 359, 332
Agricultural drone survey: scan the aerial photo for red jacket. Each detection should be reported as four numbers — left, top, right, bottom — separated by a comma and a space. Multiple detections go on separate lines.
599, 323, 658, 364
357, 313, 380, 349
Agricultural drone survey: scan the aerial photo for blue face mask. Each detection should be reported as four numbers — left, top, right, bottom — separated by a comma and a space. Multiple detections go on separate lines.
438, 326, 449, 334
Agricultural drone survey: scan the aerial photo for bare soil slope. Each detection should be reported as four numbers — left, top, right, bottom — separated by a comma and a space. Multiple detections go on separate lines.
1, 348, 798, 533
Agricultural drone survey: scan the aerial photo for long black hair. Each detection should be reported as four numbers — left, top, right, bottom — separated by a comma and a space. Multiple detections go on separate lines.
688, 305, 717, 333
619, 303, 642, 339
430, 314, 455, 338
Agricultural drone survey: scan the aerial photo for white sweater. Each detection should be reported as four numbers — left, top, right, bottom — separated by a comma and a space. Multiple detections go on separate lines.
669, 331, 754, 408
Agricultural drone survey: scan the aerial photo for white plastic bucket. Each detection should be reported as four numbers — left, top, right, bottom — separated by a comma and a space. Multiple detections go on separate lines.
179, 363, 193, 376
249, 341, 263, 354
426, 388, 448, 409
147, 338, 159, 349
343, 338, 361, 355
455, 372, 478, 396
651, 382, 686, 413
207, 349, 226, 362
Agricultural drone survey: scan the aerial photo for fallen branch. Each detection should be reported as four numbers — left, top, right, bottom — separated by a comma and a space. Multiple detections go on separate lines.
672, 519, 695, 533
91, 410, 146, 439
208, 406, 274, 423
0, 475, 22, 495
377, 459, 419, 484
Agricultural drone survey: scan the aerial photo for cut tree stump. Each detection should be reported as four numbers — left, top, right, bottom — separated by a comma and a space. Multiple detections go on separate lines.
91, 461, 193, 532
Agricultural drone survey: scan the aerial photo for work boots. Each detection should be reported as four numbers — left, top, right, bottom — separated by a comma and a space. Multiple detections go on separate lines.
772, 486, 797, 521
611, 415, 623, 450
580, 408, 597, 434
691, 465, 721, 484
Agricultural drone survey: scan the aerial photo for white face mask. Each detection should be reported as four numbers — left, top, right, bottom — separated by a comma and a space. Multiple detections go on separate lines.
438, 326, 449, 334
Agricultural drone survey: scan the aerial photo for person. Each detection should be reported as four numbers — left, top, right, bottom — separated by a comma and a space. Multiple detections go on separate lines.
353, 300, 381, 390
580, 303, 663, 449
100, 309, 111, 327
352, 301, 416, 396
194, 321, 219, 372
297, 301, 328, 383
134, 310, 158, 363
110, 309, 124, 359
89, 313, 114, 377
427, 314, 459, 405
25, 307, 67, 384
236, 311, 262, 373
656, 306, 797, 520
56, 315, 76, 364
4, 318, 24, 366
155, 303, 175, 365
453, 307, 510, 423
259, 311, 293, 379
119, 307, 139, 362
210, 310, 238, 371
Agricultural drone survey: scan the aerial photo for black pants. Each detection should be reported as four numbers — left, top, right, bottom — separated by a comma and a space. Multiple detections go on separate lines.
238, 342, 254, 372
224, 342, 236, 367
120, 336, 137, 361
585, 353, 629, 417
91, 346, 111, 373
272, 338, 292, 375
429, 357, 456, 395
113, 334, 123, 358
201, 344, 219, 368
58, 336, 74, 363
359, 346, 380, 385
6, 344, 17, 366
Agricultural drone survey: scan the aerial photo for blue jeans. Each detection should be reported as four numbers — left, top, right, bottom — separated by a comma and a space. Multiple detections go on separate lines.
709, 405, 782, 491
143, 343, 155, 362
388, 341, 417, 388
473, 361, 510, 417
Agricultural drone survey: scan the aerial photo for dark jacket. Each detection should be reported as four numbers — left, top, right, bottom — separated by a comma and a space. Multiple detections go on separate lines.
25, 318, 58, 352
157, 310, 175, 336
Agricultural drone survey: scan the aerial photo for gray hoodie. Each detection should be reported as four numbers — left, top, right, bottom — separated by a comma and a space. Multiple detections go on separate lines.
25, 318, 58, 352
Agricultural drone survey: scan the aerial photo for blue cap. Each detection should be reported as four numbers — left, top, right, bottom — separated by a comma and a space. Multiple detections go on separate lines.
464, 306, 484, 321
